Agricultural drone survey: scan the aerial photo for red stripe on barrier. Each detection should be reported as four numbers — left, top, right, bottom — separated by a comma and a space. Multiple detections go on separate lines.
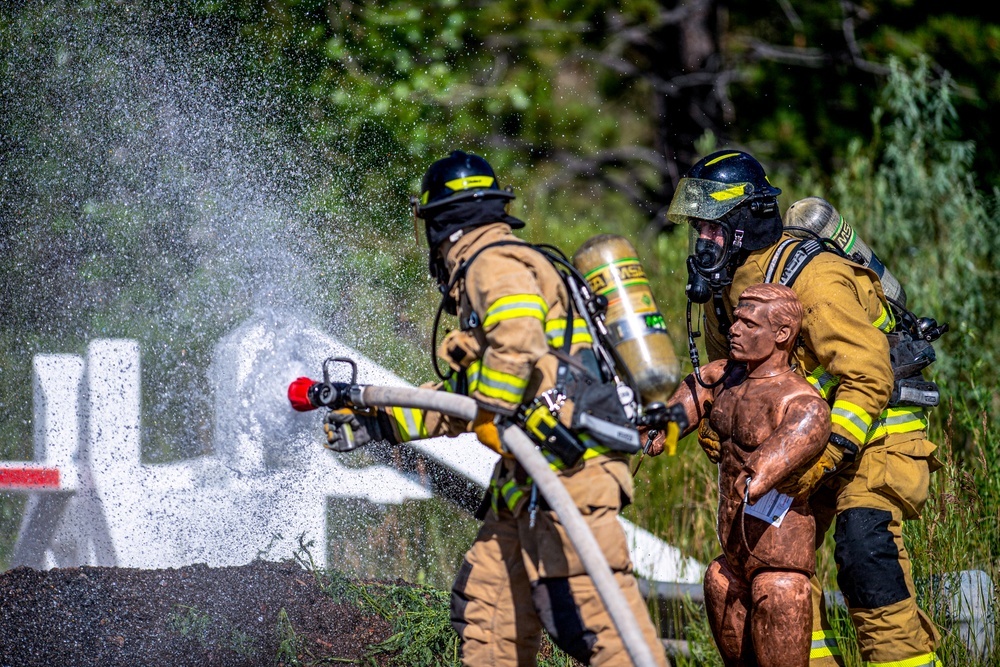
0, 468, 60, 488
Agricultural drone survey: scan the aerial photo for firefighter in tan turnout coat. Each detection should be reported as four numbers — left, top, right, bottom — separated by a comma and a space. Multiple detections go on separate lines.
665, 150, 943, 667
324, 151, 668, 667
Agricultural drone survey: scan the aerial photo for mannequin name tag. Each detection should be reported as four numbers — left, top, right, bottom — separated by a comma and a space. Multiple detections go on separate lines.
745, 489, 793, 527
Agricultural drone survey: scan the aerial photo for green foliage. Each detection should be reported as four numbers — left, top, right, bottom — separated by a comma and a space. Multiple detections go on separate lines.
355, 581, 459, 667
829, 56, 1000, 421
168, 604, 258, 657
325, 494, 480, 591
816, 399, 1000, 666
169, 604, 215, 644
193, 1, 660, 210
286, 536, 581, 666
725, 1, 1000, 190
276, 608, 305, 667
671, 602, 723, 667
623, 436, 719, 568
905, 406, 1000, 664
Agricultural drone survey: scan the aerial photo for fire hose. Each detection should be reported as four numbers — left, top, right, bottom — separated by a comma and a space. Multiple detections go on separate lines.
332, 384, 662, 667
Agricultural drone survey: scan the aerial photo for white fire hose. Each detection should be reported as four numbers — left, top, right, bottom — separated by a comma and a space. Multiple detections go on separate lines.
356, 385, 662, 667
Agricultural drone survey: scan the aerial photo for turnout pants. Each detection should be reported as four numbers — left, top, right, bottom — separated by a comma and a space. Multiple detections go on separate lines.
450, 456, 669, 667
808, 433, 942, 667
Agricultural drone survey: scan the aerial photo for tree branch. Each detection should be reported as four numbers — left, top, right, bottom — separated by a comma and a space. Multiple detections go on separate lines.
839, 0, 891, 75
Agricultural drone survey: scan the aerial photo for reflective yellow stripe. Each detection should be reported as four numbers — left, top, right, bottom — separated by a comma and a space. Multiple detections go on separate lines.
500, 477, 525, 510
489, 478, 500, 515
872, 303, 895, 333
545, 318, 594, 348
524, 407, 605, 469
466, 360, 482, 394
436, 370, 464, 395
705, 152, 741, 166
494, 444, 610, 513
864, 652, 941, 667
482, 294, 548, 328
805, 365, 840, 400
541, 440, 610, 471
866, 406, 928, 443
477, 365, 529, 404
391, 406, 427, 442
831, 399, 873, 442
710, 184, 749, 201
810, 630, 841, 660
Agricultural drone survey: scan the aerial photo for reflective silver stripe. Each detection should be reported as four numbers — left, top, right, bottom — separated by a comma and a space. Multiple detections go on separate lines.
765, 238, 800, 283
396, 407, 424, 441
545, 318, 593, 348
466, 361, 481, 393
476, 365, 528, 404
810, 636, 840, 653
831, 400, 872, 442
482, 294, 548, 328
809, 629, 841, 660
805, 365, 840, 399
866, 407, 928, 442
500, 478, 525, 510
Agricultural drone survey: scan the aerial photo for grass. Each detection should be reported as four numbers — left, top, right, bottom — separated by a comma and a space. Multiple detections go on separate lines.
168, 604, 258, 657
276, 608, 306, 667
291, 539, 581, 667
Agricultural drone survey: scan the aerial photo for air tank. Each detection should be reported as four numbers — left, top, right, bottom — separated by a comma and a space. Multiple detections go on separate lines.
785, 197, 906, 308
572, 234, 680, 405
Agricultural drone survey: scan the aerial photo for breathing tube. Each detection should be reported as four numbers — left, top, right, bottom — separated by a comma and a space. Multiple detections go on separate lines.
686, 298, 729, 390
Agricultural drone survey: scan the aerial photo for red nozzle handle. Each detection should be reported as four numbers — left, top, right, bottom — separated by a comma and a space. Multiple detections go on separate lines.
288, 377, 320, 412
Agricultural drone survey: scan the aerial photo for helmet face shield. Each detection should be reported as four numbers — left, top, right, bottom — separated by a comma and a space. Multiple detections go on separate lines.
666, 177, 755, 227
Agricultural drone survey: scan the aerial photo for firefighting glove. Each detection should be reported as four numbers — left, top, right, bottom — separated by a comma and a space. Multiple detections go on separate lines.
776, 435, 857, 499
323, 408, 397, 453
697, 417, 722, 464
473, 409, 513, 458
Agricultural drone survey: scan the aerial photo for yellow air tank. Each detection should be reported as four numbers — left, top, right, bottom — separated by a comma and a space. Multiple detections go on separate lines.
573, 234, 680, 405
785, 197, 907, 308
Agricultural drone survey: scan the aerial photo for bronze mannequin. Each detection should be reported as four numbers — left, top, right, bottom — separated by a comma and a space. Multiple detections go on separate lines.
651, 283, 831, 666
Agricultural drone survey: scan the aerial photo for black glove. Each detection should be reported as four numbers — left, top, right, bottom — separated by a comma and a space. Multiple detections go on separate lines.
322, 408, 397, 452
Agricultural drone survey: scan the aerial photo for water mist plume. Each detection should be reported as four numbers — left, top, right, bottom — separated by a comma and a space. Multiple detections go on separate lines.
1, 3, 341, 460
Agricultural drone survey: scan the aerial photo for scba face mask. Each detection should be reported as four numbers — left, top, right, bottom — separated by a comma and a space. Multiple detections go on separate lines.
685, 219, 742, 303
689, 220, 734, 274
669, 176, 754, 302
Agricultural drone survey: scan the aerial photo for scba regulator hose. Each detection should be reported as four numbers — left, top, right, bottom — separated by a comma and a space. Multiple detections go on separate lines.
354, 385, 661, 667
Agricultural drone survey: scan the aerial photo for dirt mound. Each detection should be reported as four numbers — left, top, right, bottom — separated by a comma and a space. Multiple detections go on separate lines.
0, 560, 391, 667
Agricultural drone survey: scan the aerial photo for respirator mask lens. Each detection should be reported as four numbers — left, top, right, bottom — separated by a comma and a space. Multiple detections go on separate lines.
688, 220, 730, 273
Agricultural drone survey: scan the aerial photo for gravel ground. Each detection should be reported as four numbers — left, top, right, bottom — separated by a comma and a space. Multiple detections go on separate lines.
0, 560, 392, 667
